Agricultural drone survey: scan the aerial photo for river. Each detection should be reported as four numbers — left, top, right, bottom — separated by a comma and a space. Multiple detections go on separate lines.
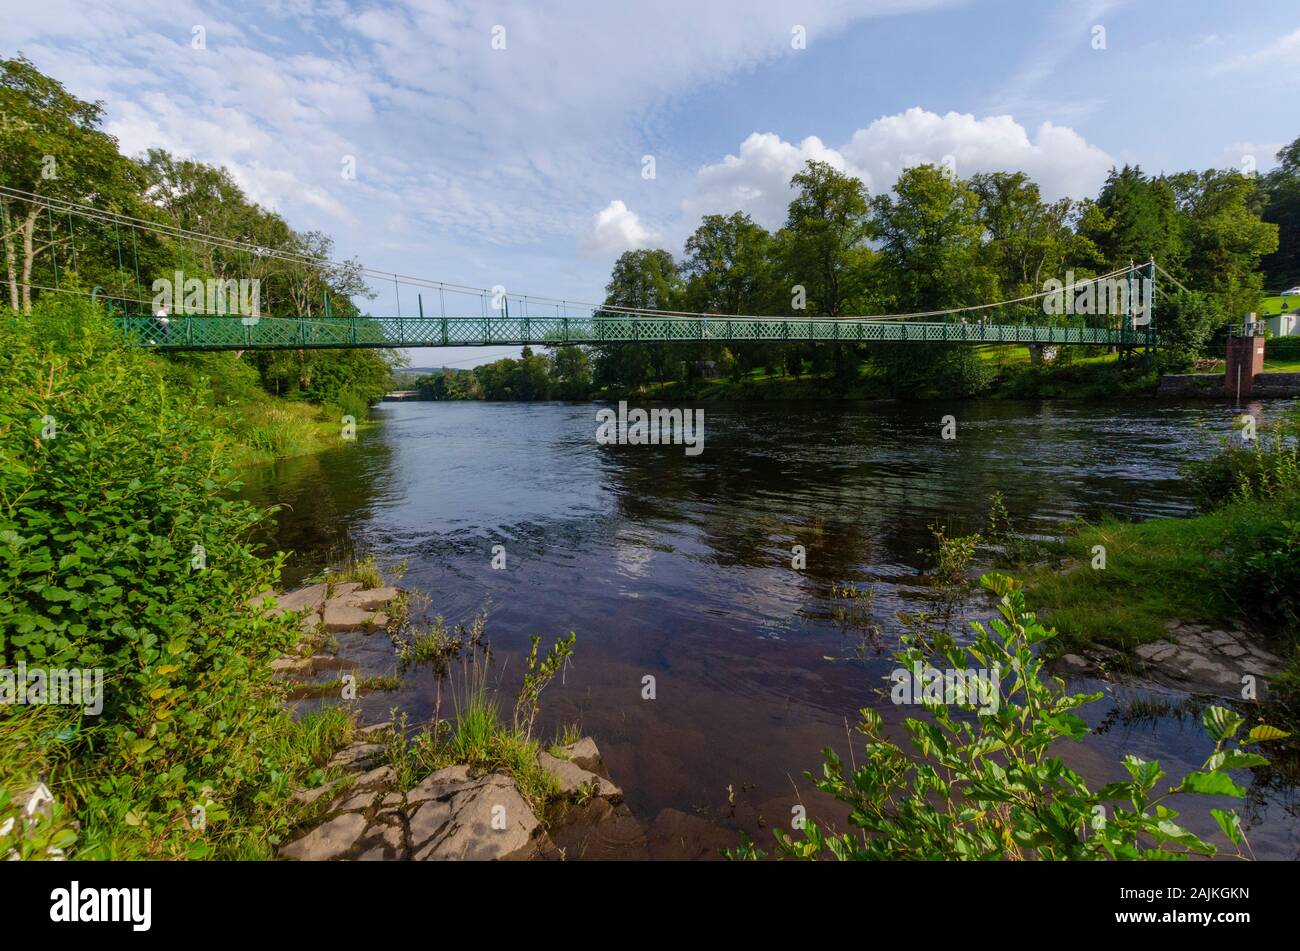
239, 398, 1299, 859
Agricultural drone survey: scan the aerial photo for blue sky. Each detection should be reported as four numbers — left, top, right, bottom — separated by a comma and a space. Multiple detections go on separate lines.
5, 0, 1296, 366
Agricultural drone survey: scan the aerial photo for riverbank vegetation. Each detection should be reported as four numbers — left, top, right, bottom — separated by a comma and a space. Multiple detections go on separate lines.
385, 610, 579, 816
737, 575, 1290, 861
1020, 411, 1300, 721
747, 423, 1300, 861
0, 296, 373, 858
411, 135, 1294, 403
0, 294, 583, 857
1, 56, 397, 463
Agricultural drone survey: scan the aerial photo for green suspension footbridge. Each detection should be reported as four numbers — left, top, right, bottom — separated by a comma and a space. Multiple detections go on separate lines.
110, 305, 1156, 350
2, 186, 1162, 350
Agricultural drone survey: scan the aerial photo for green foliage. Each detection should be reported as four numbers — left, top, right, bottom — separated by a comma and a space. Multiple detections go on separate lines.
0, 297, 338, 858
828, 581, 882, 661
921, 523, 980, 586
475, 346, 551, 401
1156, 290, 1222, 367
547, 345, 593, 400
383, 613, 567, 816
1182, 413, 1300, 511
870, 164, 997, 312
971, 171, 1095, 300
751, 575, 1287, 861
1260, 136, 1300, 289
0, 55, 148, 314
984, 491, 1054, 567
414, 366, 483, 401
1222, 516, 1300, 635
1169, 168, 1278, 321
327, 554, 400, 592
1080, 165, 1186, 276
681, 212, 774, 315
1, 56, 396, 415
779, 161, 874, 318
514, 632, 576, 741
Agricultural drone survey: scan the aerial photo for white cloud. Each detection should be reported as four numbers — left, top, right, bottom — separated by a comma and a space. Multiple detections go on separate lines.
685, 109, 1116, 230
843, 109, 1114, 203
1212, 27, 1300, 74
580, 200, 656, 257
4, 0, 963, 282
684, 133, 852, 231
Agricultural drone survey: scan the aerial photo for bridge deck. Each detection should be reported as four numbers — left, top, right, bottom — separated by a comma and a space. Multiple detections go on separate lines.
113, 314, 1156, 349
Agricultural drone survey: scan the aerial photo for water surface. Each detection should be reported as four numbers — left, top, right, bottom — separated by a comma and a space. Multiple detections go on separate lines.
240, 398, 1299, 859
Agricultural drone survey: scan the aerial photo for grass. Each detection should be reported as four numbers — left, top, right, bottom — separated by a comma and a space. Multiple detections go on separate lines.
38, 705, 363, 860
391, 685, 562, 816
1258, 295, 1298, 318
219, 397, 369, 466
287, 674, 403, 699
1020, 511, 1236, 653
381, 617, 577, 818
547, 722, 584, 757
324, 554, 405, 592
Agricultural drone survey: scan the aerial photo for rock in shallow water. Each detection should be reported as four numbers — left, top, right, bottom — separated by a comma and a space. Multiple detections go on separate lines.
321, 600, 386, 632
538, 751, 621, 800
346, 586, 400, 611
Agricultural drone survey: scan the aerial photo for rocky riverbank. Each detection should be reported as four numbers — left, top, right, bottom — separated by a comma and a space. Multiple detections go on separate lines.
258, 580, 696, 861
279, 728, 625, 860
1050, 619, 1287, 700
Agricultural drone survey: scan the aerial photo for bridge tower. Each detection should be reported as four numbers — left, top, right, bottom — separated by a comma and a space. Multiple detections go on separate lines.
1225, 326, 1265, 401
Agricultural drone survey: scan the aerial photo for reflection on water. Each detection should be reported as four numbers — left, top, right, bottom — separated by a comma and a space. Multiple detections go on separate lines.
239, 398, 1299, 859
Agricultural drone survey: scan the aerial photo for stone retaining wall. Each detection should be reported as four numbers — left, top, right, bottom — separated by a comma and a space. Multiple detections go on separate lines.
1156, 372, 1300, 399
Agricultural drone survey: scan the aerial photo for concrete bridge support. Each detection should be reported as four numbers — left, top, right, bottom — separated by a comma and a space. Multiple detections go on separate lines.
1225, 335, 1265, 400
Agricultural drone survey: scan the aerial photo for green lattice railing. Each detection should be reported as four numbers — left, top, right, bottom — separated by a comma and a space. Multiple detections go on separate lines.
112, 315, 1157, 349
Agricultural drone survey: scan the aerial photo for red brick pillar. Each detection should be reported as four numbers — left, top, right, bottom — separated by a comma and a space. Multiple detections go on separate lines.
1225, 335, 1265, 399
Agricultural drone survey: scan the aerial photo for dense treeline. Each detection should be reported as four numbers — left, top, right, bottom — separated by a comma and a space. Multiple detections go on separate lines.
4, 50, 1295, 406
0, 55, 395, 417
421, 141, 1293, 400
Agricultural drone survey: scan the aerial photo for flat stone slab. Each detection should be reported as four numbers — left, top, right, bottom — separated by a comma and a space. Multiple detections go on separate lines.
292, 779, 342, 806
270, 654, 356, 681
328, 742, 385, 771
270, 656, 315, 678
353, 764, 396, 791
355, 721, 394, 740
357, 821, 405, 861
280, 812, 368, 861
321, 600, 386, 632
274, 583, 330, 616
1065, 621, 1286, 699
408, 772, 540, 861
346, 586, 400, 611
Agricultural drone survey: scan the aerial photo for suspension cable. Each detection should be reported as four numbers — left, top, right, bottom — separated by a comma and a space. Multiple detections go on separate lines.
0, 183, 1151, 325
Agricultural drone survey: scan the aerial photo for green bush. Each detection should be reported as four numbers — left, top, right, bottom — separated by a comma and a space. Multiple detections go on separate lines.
334, 386, 370, 422
0, 298, 314, 858
1157, 290, 1222, 368
1181, 414, 1300, 511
